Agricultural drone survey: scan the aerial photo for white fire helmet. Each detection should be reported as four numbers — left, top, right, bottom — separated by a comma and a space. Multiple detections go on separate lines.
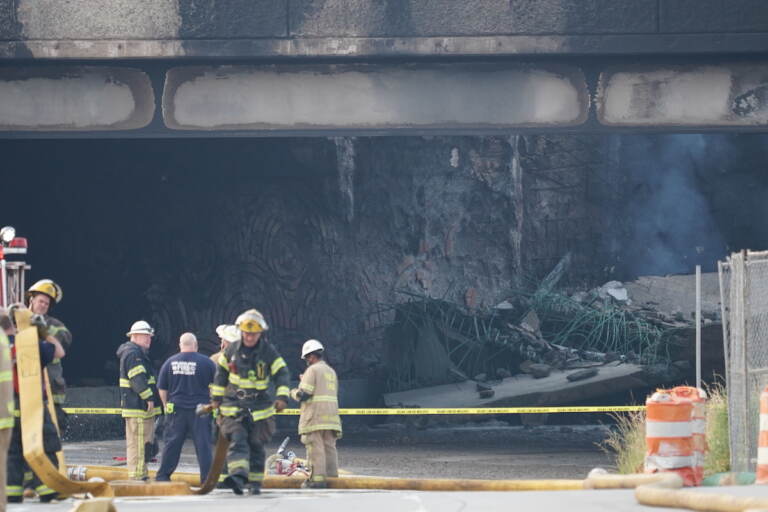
235, 309, 269, 334
301, 339, 324, 359
215, 324, 241, 343
126, 320, 155, 337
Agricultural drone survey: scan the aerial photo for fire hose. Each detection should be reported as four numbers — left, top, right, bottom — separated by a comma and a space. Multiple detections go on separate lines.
586, 471, 768, 512
16, 311, 112, 497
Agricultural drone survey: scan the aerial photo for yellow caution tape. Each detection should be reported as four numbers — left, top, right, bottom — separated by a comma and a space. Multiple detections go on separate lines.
339, 406, 645, 415
64, 405, 645, 415
63, 407, 123, 415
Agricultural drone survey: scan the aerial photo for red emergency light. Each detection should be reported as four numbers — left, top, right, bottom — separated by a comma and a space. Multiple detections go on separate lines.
9, 237, 27, 248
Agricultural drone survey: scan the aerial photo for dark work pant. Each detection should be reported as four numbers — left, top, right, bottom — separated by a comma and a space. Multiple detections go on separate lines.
220, 414, 275, 484
8, 408, 62, 500
156, 408, 212, 482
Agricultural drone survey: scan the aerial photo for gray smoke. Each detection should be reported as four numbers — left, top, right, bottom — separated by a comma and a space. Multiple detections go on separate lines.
618, 134, 730, 276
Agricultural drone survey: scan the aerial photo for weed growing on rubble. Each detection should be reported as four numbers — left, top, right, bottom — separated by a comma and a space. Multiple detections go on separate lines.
601, 384, 730, 475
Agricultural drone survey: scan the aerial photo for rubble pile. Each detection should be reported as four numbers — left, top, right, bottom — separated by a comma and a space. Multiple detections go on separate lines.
383, 260, 719, 396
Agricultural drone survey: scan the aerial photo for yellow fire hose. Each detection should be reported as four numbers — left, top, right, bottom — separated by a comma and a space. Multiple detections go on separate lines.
72, 466, 584, 491
16, 312, 113, 498
582, 471, 682, 489
585, 472, 768, 512
634, 475, 768, 512
69, 464, 307, 486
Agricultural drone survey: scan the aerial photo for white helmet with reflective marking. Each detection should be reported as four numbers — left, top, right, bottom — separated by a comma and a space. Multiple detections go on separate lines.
301, 339, 324, 359
126, 320, 155, 337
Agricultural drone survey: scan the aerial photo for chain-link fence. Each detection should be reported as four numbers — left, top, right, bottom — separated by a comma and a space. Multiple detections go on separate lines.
719, 250, 768, 472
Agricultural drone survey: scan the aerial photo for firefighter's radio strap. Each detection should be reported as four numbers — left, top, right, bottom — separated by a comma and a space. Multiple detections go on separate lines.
15, 309, 229, 497
16, 310, 113, 498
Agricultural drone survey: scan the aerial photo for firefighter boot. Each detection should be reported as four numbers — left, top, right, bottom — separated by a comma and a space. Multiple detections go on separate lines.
301, 479, 328, 489
39, 492, 61, 503
246, 482, 261, 495
223, 475, 245, 495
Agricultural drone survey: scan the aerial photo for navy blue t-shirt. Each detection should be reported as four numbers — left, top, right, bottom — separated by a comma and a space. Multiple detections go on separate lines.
8, 335, 55, 366
157, 352, 216, 409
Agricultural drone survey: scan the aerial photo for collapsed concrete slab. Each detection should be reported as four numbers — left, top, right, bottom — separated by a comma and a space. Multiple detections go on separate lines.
162, 63, 588, 131
383, 363, 648, 408
0, 67, 154, 130
624, 272, 721, 319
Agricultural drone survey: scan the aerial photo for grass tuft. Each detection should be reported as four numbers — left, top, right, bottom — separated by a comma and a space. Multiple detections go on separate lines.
600, 410, 646, 474
704, 383, 730, 475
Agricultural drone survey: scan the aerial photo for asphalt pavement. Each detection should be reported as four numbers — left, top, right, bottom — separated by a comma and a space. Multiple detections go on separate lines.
10, 487, 768, 512
16, 424, 768, 511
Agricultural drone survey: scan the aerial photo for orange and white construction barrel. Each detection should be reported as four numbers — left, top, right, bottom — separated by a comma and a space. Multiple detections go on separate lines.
757, 386, 768, 484
671, 386, 707, 484
644, 389, 697, 486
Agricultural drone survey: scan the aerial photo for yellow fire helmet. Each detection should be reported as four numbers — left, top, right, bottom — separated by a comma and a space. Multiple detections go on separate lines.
27, 279, 63, 304
235, 309, 269, 333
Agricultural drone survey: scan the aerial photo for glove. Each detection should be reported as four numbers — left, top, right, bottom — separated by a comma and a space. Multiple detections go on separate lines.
274, 399, 287, 412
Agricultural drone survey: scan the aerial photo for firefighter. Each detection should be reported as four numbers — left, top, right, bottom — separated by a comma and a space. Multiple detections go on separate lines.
4, 307, 66, 503
210, 324, 239, 487
290, 339, 342, 489
26, 280, 71, 433
156, 332, 216, 482
211, 324, 240, 365
210, 309, 290, 496
0, 310, 16, 508
117, 320, 161, 480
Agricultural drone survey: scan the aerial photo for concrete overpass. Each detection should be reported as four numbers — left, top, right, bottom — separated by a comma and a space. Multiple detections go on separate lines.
1, 0, 768, 136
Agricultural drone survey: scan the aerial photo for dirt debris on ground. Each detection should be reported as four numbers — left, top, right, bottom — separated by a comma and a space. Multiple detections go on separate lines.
64, 424, 613, 481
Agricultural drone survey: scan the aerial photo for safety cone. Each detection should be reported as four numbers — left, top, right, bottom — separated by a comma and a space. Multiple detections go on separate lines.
757, 387, 768, 484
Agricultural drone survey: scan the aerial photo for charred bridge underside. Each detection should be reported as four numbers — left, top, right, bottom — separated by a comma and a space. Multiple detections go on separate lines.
2, 134, 767, 385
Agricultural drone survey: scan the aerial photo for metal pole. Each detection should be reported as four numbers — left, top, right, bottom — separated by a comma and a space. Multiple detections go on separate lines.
0, 259, 7, 308
741, 250, 751, 471
718, 261, 730, 386
696, 265, 702, 389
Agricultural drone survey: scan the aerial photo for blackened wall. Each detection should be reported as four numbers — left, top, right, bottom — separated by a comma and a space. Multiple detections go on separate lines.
1, 0, 768, 58
3, 134, 768, 385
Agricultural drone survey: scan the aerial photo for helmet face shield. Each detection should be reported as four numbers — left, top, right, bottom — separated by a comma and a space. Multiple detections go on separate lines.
238, 319, 264, 333
27, 279, 63, 304
235, 309, 268, 333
